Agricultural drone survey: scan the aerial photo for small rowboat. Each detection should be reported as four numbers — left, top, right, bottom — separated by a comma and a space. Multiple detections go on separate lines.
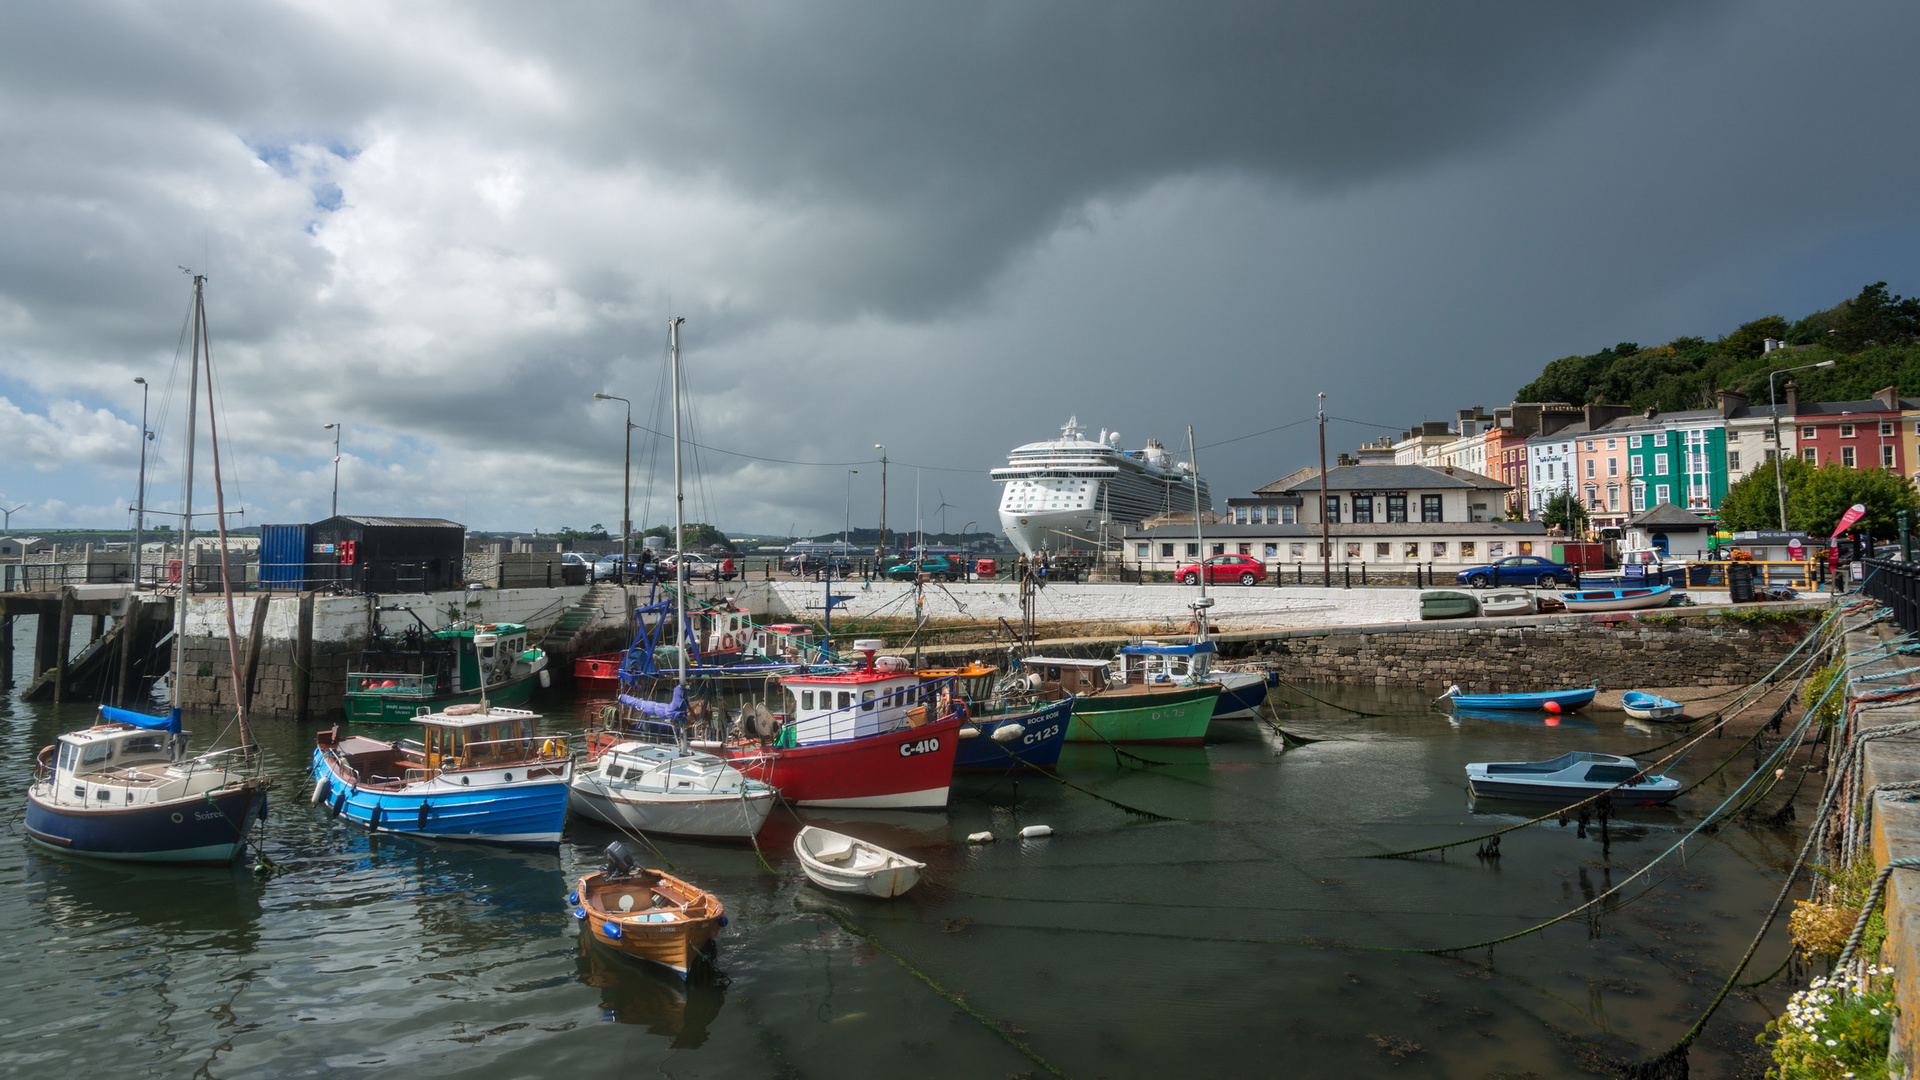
1556, 585, 1673, 612
1477, 589, 1535, 617
1621, 691, 1684, 722
1466, 751, 1681, 805
1419, 590, 1479, 620
1439, 685, 1596, 712
573, 843, 726, 978
793, 825, 925, 898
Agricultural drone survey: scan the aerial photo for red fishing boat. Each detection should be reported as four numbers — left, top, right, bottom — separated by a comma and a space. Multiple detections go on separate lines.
574, 651, 624, 690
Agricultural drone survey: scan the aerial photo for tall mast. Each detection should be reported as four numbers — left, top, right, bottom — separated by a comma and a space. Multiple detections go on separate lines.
669, 316, 689, 728
1188, 426, 1206, 606
169, 275, 204, 717
1318, 393, 1330, 587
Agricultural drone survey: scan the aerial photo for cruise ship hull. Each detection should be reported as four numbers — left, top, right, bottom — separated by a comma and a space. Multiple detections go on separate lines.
1000, 508, 1108, 557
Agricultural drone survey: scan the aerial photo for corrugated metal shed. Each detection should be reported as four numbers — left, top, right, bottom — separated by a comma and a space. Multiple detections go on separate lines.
258, 524, 310, 588
307, 516, 466, 593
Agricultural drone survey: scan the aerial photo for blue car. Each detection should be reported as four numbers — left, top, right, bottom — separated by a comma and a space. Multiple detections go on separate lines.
1455, 555, 1577, 589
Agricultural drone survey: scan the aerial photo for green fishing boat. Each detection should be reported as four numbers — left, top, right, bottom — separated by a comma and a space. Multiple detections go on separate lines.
343, 622, 550, 724
1019, 656, 1221, 745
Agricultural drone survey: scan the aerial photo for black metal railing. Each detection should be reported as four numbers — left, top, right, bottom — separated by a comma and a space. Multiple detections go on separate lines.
1862, 558, 1920, 633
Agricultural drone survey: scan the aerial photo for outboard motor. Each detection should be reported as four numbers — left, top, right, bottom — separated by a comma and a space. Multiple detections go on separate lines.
604, 841, 636, 877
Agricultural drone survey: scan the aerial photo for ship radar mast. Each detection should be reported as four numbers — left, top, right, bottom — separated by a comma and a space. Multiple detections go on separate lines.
1060, 415, 1081, 440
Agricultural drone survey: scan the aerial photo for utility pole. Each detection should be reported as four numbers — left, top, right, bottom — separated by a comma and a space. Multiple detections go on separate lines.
594, 393, 635, 578
1770, 359, 1837, 530
1318, 393, 1331, 587
875, 444, 888, 564
323, 422, 342, 517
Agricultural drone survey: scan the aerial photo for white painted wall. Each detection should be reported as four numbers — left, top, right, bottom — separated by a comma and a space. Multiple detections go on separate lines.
758, 580, 1421, 631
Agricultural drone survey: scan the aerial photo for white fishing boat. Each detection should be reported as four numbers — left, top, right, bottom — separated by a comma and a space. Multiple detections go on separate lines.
569, 738, 776, 840
793, 825, 925, 898
1465, 751, 1681, 805
1620, 691, 1685, 722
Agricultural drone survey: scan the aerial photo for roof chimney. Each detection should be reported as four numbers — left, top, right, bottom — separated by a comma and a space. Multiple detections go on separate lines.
1785, 380, 1799, 415
1716, 388, 1747, 418
1643, 406, 1656, 419
1877, 385, 1899, 410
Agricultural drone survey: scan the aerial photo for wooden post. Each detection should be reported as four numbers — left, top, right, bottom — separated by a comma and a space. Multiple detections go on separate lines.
53, 587, 75, 703
292, 591, 315, 724
113, 599, 143, 707
1, 611, 12, 689
241, 594, 270, 715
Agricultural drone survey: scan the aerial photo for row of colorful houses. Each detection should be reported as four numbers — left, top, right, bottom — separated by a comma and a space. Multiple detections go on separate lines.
1369, 382, 1920, 534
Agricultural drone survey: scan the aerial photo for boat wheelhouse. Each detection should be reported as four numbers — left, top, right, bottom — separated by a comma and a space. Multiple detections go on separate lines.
1114, 641, 1270, 719
345, 622, 549, 724
1022, 656, 1220, 745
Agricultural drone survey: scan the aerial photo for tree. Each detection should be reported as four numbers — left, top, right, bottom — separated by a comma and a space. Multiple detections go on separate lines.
641, 522, 736, 552
1540, 492, 1588, 534
1788, 464, 1920, 539
1715, 458, 1811, 532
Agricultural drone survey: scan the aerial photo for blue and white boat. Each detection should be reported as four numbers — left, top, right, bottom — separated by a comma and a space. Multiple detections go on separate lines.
1116, 640, 1270, 719
1621, 690, 1684, 722
26, 706, 269, 865
1466, 751, 1681, 804
312, 704, 571, 845
955, 697, 1075, 772
1439, 685, 1597, 712
1556, 585, 1673, 612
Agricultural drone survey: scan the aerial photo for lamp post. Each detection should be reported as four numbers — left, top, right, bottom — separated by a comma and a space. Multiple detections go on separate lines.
1769, 360, 1837, 530
323, 422, 341, 518
594, 393, 634, 578
874, 444, 888, 564
133, 377, 152, 584
843, 469, 858, 551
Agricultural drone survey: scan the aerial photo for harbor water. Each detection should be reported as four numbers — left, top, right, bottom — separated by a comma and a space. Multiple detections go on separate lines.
2, 674, 1806, 1077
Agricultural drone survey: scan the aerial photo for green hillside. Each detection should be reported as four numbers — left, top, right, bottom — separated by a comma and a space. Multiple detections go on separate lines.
1515, 283, 1920, 411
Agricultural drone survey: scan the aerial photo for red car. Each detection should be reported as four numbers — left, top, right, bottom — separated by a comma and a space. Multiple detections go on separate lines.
1177, 554, 1266, 586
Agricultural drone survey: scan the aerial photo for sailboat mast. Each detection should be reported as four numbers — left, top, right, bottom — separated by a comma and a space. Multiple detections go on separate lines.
169, 275, 204, 715
1189, 426, 1206, 606
669, 317, 689, 703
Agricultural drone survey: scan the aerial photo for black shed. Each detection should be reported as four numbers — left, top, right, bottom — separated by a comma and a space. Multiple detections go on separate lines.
307, 516, 466, 593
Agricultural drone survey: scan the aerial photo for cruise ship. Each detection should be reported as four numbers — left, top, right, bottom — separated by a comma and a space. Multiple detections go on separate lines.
993, 417, 1212, 556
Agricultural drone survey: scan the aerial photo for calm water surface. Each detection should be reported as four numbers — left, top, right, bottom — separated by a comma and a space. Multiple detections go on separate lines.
1, 652, 1804, 1077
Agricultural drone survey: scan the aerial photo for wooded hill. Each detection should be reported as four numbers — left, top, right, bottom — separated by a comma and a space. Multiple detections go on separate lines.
1515, 283, 1920, 411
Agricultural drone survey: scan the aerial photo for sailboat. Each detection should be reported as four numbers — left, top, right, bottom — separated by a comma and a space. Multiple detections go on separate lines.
24, 275, 270, 864
568, 317, 777, 839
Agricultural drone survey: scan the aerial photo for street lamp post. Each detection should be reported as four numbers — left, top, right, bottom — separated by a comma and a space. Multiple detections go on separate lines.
1769, 360, 1837, 530
874, 444, 888, 564
594, 393, 634, 579
844, 470, 858, 551
323, 423, 341, 518
133, 377, 151, 584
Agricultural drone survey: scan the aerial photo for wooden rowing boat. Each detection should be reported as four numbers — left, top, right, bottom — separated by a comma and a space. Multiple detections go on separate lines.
573, 843, 726, 978
1556, 585, 1673, 612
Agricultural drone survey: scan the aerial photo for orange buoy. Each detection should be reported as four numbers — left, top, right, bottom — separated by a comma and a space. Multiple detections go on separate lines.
1543, 700, 1562, 714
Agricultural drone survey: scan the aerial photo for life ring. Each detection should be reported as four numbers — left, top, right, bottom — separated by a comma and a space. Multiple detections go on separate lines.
540, 737, 565, 758
718, 632, 739, 652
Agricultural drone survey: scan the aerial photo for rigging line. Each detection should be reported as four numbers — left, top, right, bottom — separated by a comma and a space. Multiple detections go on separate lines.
1192, 416, 1316, 450
1327, 415, 1408, 432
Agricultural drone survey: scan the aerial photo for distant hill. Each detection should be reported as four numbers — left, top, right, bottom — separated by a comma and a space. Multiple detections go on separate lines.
1515, 282, 1920, 411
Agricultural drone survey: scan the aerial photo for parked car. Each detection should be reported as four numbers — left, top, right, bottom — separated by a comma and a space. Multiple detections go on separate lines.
592, 554, 651, 581
784, 554, 853, 578
1455, 555, 1577, 589
886, 555, 960, 582
1175, 554, 1267, 586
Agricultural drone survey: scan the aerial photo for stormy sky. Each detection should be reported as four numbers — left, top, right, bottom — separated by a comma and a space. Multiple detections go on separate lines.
3, 1, 1918, 540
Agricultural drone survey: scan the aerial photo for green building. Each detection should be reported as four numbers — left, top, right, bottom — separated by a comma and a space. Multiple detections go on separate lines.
1613, 409, 1730, 518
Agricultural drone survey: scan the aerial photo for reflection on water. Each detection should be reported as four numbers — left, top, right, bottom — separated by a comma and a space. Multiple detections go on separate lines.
0, 680, 1803, 1078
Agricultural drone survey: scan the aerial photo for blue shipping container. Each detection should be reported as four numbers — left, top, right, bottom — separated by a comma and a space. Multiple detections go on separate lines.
258, 523, 311, 589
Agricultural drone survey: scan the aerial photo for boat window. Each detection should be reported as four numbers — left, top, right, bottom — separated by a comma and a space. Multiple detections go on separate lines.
861, 690, 875, 712
801, 690, 815, 710
121, 736, 167, 756
58, 743, 78, 773
606, 766, 627, 780
81, 742, 113, 767
1585, 765, 1639, 784
838, 692, 852, 711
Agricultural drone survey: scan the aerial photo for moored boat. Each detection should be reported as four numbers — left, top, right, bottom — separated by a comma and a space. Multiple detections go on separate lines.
1465, 751, 1681, 805
1439, 685, 1597, 712
1621, 691, 1685, 722
1020, 656, 1221, 745
1555, 585, 1673, 613
917, 662, 1074, 771
312, 702, 571, 845
793, 825, 925, 898
569, 736, 776, 840
1420, 590, 1480, 620
1115, 641, 1269, 719
1477, 589, 1536, 617
574, 650, 624, 690
574, 842, 726, 978
344, 621, 549, 724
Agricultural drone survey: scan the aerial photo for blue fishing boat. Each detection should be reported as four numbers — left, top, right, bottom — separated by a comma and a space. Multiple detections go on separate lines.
312, 703, 571, 845
915, 663, 1073, 771
1116, 641, 1270, 719
26, 706, 269, 865
1439, 685, 1597, 712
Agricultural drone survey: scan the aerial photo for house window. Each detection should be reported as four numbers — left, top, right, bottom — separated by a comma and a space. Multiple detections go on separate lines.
1460, 542, 1475, 559
1211, 543, 1225, 556
1431, 542, 1448, 559
1885, 445, 1897, 468
1324, 496, 1341, 523
1803, 448, 1817, 462
1403, 542, 1420, 559
1840, 423, 1855, 438
1584, 484, 1599, 507
1606, 483, 1620, 510
1628, 435, 1642, 449
1728, 450, 1741, 471
1630, 457, 1645, 476
1235, 506, 1249, 524
1266, 506, 1280, 524
1519, 541, 1533, 555
1489, 542, 1505, 558
1655, 484, 1672, 503
1386, 494, 1407, 522
1882, 422, 1895, 437
1264, 543, 1278, 558
1802, 426, 1817, 440
1584, 459, 1595, 478
1655, 432, 1667, 446
1280, 506, 1296, 525
1763, 429, 1776, 441
1631, 483, 1647, 512
1352, 495, 1373, 523
1290, 543, 1306, 558
1375, 543, 1390, 558
1318, 543, 1330, 558
1843, 446, 1856, 468
1420, 494, 1443, 522
1136, 543, 1150, 559
1346, 543, 1361, 559
1186, 543, 1199, 557
1606, 438, 1617, 450
1585, 441, 1595, 452
1655, 456, 1669, 476
1160, 543, 1174, 558
1608, 457, 1618, 477
1237, 543, 1251, 556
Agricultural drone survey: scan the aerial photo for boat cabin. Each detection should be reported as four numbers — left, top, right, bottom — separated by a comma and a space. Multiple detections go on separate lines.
916, 662, 996, 705
42, 724, 187, 805
349, 622, 531, 697
1114, 641, 1216, 686
780, 660, 930, 745
1020, 657, 1114, 699
757, 623, 819, 664
420, 706, 545, 771
597, 742, 760, 795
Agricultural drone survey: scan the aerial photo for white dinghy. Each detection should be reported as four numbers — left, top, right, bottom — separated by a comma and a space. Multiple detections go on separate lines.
793, 825, 925, 898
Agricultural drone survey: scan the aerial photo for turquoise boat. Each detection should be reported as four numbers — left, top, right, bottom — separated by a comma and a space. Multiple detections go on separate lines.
1439, 686, 1597, 712
344, 622, 549, 724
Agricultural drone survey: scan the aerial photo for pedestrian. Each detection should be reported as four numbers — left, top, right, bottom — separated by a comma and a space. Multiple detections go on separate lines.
721, 556, 736, 582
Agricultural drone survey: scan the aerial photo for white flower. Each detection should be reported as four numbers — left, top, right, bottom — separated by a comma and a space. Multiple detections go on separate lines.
1871, 1009, 1881, 1016
1827, 1039, 1838, 1046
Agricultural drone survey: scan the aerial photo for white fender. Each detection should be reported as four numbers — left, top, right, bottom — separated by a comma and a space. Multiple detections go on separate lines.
989, 723, 1025, 743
